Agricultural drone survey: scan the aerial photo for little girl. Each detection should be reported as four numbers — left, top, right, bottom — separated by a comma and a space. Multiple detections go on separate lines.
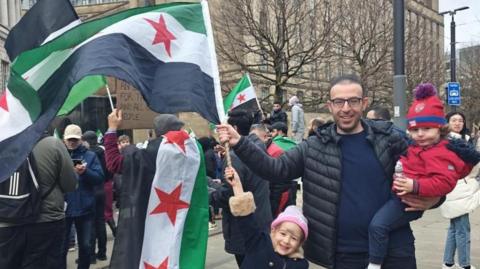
225, 167, 309, 269
367, 83, 473, 269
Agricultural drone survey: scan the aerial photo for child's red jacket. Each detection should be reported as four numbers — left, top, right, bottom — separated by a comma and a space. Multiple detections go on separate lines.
400, 139, 472, 197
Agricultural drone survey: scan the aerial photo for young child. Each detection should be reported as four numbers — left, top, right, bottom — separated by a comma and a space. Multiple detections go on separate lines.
367, 83, 473, 269
225, 167, 309, 269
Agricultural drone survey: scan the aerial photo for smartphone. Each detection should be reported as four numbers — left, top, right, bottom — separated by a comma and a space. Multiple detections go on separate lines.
72, 159, 84, 166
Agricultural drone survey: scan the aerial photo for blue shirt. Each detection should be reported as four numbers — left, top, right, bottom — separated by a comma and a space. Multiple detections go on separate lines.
337, 131, 414, 253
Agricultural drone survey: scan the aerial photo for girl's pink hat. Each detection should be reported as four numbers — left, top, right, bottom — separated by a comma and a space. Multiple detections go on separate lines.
271, 206, 308, 239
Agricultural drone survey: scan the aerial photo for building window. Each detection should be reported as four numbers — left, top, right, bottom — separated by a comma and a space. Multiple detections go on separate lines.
311, 92, 320, 109
282, 88, 288, 103
0, 61, 9, 92
261, 87, 269, 100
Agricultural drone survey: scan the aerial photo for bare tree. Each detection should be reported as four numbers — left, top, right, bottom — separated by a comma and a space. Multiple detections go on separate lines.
213, 0, 336, 102
331, 0, 394, 108
404, 12, 444, 102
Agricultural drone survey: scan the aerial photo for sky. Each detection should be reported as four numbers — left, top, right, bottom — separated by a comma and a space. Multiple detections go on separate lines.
439, 0, 480, 50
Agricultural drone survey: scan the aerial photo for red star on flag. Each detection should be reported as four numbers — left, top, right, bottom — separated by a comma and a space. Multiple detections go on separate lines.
237, 93, 246, 103
145, 15, 176, 57
164, 130, 190, 153
0, 91, 8, 112
150, 183, 189, 225
144, 257, 168, 269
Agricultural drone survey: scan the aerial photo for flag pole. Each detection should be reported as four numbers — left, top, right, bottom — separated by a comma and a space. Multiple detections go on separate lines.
105, 84, 115, 111
201, 0, 232, 168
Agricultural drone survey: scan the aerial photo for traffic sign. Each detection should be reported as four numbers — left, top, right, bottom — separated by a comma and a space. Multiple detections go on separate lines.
447, 82, 461, 106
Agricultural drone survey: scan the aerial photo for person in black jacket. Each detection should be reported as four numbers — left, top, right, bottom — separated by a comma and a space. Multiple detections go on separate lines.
225, 166, 309, 269
211, 109, 272, 268
268, 101, 288, 125
217, 75, 443, 269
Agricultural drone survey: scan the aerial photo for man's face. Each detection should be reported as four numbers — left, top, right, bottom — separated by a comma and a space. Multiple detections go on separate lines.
327, 83, 368, 134
273, 104, 281, 112
271, 129, 285, 138
64, 138, 81, 150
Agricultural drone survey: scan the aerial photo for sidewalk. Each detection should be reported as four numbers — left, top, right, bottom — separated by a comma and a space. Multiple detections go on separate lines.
67, 206, 480, 268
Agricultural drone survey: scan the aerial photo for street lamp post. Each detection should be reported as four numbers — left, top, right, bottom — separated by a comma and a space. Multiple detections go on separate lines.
439, 6, 469, 112
392, 0, 407, 131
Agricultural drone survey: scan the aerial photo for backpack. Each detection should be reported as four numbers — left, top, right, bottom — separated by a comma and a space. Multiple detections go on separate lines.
0, 153, 55, 224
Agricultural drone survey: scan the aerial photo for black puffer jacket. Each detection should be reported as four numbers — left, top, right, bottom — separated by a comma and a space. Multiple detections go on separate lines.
232, 119, 407, 268
211, 134, 272, 254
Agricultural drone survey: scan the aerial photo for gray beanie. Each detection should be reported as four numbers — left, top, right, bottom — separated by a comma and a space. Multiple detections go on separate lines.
153, 114, 184, 137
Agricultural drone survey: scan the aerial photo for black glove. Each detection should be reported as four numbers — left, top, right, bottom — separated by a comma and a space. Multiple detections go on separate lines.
447, 138, 480, 166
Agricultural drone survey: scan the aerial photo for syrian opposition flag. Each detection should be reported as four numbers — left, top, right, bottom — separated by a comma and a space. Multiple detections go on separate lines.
0, 2, 225, 181
4, 0, 81, 61
223, 73, 261, 116
111, 130, 208, 269
267, 135, 298, 158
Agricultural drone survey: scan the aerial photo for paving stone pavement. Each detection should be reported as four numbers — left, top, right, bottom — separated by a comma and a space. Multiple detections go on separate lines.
68, 205, 480, 268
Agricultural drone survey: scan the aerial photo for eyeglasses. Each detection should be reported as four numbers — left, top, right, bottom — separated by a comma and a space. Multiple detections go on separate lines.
330, 97, 363, 108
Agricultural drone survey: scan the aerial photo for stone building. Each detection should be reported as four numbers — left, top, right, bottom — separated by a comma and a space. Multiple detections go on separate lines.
0, 0, 21, 93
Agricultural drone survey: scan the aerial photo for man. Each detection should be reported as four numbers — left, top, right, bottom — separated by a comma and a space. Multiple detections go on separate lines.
104, 109, 188, 269
366, 106, 391, 121
249, 123, 270, 143
0, 135, 77, 269
82, 131, 110, 262
289, 96, 305, 142
211, 109, 272, 268
268, 101, 288, 125
218, 75, 441, 269
366, 106, 410, 143
266, 122, 298, 217
62, 124, 104, 269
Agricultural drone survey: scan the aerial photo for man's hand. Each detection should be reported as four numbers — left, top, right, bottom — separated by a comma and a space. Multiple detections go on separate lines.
216, 124, 241, 146
108, 109, 122, 130
393, 177, 414, 196
401, 195, 440, 211
74, 164, 86, 175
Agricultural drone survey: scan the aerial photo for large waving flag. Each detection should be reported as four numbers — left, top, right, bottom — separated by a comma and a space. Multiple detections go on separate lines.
2, 0, 106, 117
110, 131, 208, 269
0, 1, 225, 181
4, 0, 81, 61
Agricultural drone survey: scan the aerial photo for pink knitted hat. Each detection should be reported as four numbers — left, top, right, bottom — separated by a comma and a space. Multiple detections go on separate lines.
271, 206, 308, 240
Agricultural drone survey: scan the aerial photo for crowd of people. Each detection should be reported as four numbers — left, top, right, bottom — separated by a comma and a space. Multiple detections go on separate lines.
1, 74, 480, 269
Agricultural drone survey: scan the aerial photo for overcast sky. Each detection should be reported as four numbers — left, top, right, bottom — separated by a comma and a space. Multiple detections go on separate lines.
439, 0, 480, 50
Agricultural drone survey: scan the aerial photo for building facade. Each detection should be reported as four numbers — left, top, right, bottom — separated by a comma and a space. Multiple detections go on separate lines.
0, 0, 21, 93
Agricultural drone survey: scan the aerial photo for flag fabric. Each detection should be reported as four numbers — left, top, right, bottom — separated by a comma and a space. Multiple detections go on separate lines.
57, 75, 107, 116
223, 73, 260, 114
4, 0, 80, 61
110, 130, 208, 269
267, 136, 297, 158
96, 129, 103, 144
0, 2, 224, 181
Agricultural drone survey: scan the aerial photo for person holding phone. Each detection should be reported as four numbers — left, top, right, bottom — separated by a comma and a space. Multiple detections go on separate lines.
61, 124, 104, 269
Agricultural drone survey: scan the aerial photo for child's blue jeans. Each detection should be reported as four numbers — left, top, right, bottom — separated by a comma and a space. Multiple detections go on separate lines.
368, 196, 422, 264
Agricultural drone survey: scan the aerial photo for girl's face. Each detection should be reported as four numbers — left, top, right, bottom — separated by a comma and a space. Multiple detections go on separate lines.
409, 127, 441, 147
448, 114, 464, 134
270, 222, 303, 256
